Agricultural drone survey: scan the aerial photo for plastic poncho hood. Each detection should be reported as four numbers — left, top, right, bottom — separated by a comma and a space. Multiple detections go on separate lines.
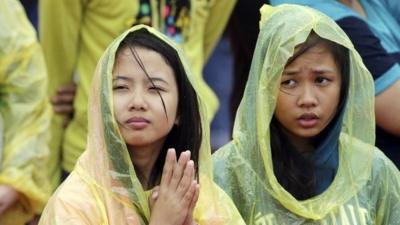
212, 4, 391, 223
40, 25, 244, 225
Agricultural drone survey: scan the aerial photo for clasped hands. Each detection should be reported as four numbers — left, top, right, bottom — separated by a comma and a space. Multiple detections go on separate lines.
149, 149, 199, 225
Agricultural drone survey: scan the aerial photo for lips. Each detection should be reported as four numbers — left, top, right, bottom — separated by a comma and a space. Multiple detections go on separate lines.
297, 113, 319, 128
125, 117, 150, 129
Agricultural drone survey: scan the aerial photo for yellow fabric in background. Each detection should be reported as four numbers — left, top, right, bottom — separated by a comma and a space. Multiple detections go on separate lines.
0, 0, 52, 224
213, 4, 400, 225
39, 0, 236, 190
39, 25, 245, 225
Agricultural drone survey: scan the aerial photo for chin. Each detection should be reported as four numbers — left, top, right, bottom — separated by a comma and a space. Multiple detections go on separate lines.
126, 141, 149, 147
125, 137, 153, 146
121, 134, 148, 146
294, 128, 322, 138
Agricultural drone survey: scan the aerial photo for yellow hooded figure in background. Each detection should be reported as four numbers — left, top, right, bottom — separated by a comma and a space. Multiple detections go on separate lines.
39, 25, 244, 225
0, 0, 51, 224
213, 4, 400, 225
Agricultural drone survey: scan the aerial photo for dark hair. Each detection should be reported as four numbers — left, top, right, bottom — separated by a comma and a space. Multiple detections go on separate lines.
116, 29, 202, 188
270, 32, 349, 200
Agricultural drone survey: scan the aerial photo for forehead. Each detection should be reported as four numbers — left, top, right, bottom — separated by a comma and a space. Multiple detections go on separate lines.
115, 46, 167, 67
291, 43, 335, 64
113, 46, 175, 80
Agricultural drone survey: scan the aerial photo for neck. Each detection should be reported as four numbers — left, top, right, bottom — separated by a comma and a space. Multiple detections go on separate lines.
281, 128, 315, 154
127, 140, 165, 190
291, 137, 314, 154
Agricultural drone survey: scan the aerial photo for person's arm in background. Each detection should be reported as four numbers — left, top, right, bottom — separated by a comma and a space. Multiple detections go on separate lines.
39, 0, 84, 188
337, 17, 400, 136
203, 0, 237, 62
0, 0, 51, 222
376, 0, 400, 135
39, 0, 83, 120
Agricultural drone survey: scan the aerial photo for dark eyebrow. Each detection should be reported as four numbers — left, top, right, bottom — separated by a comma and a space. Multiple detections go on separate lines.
112, 76, 169, 85
147, 77, 169, 85
112, 75, 131, 81
311, 68, 335, 74
282, 68, 335, 76
282, 69, 299, 76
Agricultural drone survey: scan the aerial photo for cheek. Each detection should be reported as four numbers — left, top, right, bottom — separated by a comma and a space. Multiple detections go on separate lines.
330, 85, 342, 107
167, 99, 179, 124
163, 92, 179, 119
322, 87, 341, 119
112, 95, 125, 122
274, 94, 291, 125
275, 94, 291, 114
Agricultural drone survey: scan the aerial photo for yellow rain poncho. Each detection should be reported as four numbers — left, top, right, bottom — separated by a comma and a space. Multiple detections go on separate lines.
39, 25, 245, 225
213, 4, 400, 225
0, 0, 51, 224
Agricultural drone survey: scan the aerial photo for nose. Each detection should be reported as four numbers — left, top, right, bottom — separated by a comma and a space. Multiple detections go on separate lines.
128, 91, 148, 111
297, 84, 318, 108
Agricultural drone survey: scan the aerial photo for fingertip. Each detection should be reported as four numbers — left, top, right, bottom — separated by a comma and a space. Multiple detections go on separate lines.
151, 191, 158, 199
167, 148, 176, 161
187, 160, 194, 168
181, 150, 191, 161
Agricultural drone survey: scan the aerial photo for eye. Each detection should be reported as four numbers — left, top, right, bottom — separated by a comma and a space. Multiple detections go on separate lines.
113, 85, 128, 90
315, 76, 331, 86
149, 86, 165, 92
281, 79, 297, 88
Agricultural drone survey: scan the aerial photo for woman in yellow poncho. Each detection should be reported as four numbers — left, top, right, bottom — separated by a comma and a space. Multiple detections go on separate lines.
39, 0, 236, 190
0, 0, 52, 224
213, 4, 400, 225
39, 25, 244, 225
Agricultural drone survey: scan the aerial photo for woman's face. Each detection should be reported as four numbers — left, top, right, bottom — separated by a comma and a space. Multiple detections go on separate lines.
112, 47, 178, 150
274, 42, 341, 139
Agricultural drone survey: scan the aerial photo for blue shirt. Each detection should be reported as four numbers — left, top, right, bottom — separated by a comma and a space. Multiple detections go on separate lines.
271, 0, 400, 95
